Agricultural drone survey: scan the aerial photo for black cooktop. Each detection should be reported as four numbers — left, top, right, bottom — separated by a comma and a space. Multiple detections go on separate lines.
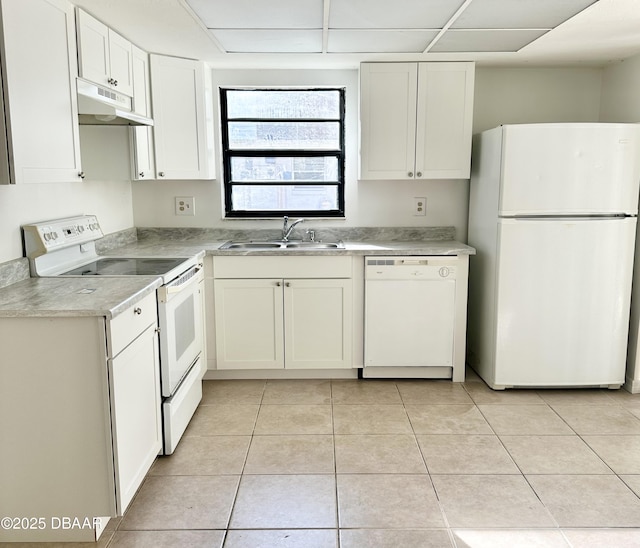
61, 257, 188, 276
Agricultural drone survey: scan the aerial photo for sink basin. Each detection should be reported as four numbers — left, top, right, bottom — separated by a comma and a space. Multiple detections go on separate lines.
219, 240, 344, 250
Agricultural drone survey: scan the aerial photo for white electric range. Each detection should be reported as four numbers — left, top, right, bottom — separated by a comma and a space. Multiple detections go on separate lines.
22, 215, 204, 454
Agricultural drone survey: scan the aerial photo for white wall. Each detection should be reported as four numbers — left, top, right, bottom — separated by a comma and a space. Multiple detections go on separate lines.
0, 127, 134, 264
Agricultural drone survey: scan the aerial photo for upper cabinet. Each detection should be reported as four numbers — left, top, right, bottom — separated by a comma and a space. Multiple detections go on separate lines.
0, 0, 83, 184
76, 8, 134, 97
360, 62, 475, 180
130, 45, 155, 180
150, 54, 214, 180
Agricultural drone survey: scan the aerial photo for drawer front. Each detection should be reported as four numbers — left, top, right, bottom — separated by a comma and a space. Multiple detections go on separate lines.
213, 255, 353, 279
109, 292, 157, 358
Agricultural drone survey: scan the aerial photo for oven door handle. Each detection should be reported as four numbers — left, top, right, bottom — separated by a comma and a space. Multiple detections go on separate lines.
158, 264, 204, 302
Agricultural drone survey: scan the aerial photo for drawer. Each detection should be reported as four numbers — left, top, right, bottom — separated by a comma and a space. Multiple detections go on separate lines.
108, 292, 157, 358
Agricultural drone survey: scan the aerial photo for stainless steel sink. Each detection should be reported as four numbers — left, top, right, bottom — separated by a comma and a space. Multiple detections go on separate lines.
219, 240, 344, 250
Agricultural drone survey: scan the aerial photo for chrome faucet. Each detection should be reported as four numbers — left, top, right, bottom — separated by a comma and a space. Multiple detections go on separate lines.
282, 216, 304, 241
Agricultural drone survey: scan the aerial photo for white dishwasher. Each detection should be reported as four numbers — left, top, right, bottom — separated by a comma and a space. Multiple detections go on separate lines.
364, 256, 457, 377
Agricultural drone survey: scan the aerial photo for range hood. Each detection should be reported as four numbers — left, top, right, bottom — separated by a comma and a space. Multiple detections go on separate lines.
76, 78, 153, 126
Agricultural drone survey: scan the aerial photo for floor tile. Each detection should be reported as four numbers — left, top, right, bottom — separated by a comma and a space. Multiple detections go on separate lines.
331, 380, 402, 404
184, 404, 259, 436
337, 474, 444, 528
582, 435, 640, 474
230, 475, 336, 529
551, 405, 640, 435
119, 475, 239, 530
621, 475, 640, 497
478, 404, 573, 435
243, 435, 334, 474
332, 404, 412, 434
262, 379, 332, 404
396, 380, 473, 404
452, 529, 569, 548
223, 529, 338, 548
536, 388, 618, 407
405, 404, 493, 434
562, 529, 640, 548
201, 379, 265, 404
500, 435, 611, 474
527, 474, 640, 527
417, 434, 519, 474
253, 404, 333, 434
431, 475, 555, 528
340, 528, 453, 548
463, 382, 546, 404
334, 434, 427, 474
108, 530, 225, 548
149, 435, 250, 476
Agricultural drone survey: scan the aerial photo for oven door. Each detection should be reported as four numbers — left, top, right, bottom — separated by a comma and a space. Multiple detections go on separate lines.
157, 264, 205, 398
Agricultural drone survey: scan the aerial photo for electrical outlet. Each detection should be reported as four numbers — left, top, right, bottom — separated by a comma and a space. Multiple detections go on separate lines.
175, 196, 195, 216
413, 197, 426, 216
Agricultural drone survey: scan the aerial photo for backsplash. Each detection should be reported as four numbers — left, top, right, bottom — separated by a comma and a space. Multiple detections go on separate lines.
0, 258, 30, 289
136, 226, 456, 243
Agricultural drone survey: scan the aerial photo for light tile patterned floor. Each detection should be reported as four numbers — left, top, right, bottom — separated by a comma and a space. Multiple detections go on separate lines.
41, 372, 640, 547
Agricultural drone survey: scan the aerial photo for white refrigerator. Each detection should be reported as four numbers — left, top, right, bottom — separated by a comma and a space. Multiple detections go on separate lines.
467, 123, 640, 389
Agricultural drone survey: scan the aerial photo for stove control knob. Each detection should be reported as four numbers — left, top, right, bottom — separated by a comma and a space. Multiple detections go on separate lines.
43, 232, 51, 242
439, 266, 450, 278
77, 225, 84, 233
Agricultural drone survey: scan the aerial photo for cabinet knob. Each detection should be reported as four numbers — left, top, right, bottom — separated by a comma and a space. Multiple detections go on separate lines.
159, 172, 165, 177
78, 171, 85, 179
416, 172, 422, 178
134, 307, 142, 315
407, 172, 413, 178
139, 172, 145, 178
285, 282, 291, 287
275, 281, 282, 287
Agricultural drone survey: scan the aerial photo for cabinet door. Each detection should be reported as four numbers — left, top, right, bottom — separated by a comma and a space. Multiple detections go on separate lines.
150, 54, 214, 180
415, 62, 474, 179
284, 279, 352, 369
130, 45, 155, 179
76, 8, 110, 88
107, 29, 133, 96
0, 0, 83, 184
109, 323, 162, 515
214, 279, 284, 369
360, 63, 417, 180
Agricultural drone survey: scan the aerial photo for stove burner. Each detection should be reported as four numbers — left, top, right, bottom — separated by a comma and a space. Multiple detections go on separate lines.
61, 257, 188, 276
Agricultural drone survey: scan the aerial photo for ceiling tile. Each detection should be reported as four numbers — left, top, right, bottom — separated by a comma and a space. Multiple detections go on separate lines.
329, 0, 466, 29
430, 29, 549, 52
451, 0, 599, 29
211, 29, 323, 53
328, 30, 439, 53
187, 0, 323, 29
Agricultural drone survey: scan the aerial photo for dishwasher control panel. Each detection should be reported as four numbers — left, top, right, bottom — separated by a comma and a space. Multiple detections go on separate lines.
365, 256, 458, 280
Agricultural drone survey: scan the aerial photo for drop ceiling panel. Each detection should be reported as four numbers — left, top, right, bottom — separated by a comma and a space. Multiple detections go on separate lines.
430, 29, 549, 52
186, 0, 323, 29
212, 29, 323, 53
328, 30, 439, 53
329, 0, 465, 29
451, 0, 599, 29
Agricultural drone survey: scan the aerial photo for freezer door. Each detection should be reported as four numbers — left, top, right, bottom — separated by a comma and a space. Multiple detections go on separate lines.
494, 217, 636, 387
499, 124, 640, 215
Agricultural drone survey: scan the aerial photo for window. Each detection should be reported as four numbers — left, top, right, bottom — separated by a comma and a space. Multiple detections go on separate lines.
220, 88, 345, 218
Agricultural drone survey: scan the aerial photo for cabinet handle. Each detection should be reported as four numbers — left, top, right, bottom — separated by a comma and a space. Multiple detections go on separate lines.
416, 171, 422, 178
275, 281, 282, 286
113, 80, 118, 87
285, 282, 291, 287
107, 77, 118, 87
78, 171, 85, 179
139, 172, 145, 178
159, 172, 165, 177
407, 172, 413, 177
134, 307, 142, 315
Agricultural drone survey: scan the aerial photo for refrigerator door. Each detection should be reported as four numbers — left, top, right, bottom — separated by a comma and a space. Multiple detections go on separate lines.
493, 216, 636, 387
499, 124, 640, 216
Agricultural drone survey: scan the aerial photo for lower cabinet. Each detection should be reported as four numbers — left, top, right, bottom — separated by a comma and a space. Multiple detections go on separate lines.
0, 293, 161, 542
213, 256, 353, 370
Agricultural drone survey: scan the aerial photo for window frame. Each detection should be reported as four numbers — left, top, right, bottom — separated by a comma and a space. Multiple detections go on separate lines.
220, 87, 346, 218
